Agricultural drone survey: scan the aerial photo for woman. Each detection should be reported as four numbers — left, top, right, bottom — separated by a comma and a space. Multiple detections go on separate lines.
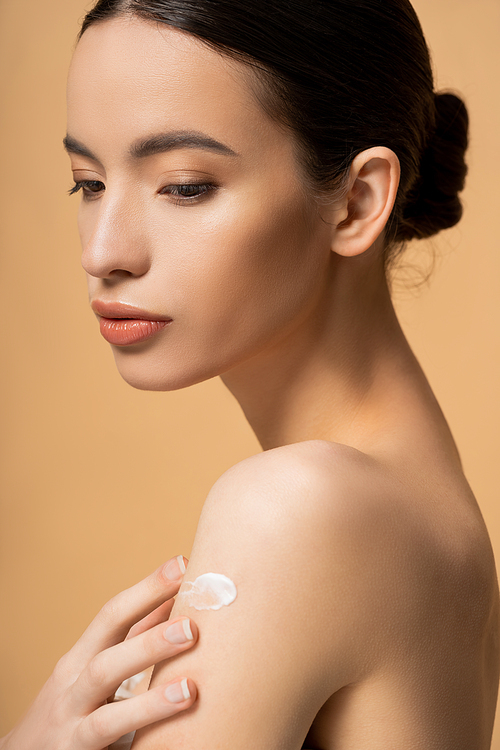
2, 0, 499, 748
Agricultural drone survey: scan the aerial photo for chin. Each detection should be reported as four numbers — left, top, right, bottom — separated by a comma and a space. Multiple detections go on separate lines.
112, 350, 221, 392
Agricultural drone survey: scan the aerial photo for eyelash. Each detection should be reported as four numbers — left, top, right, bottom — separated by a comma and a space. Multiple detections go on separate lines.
68, 180, 104, 198
160, 183, 216, 201
68, 180, 217, 204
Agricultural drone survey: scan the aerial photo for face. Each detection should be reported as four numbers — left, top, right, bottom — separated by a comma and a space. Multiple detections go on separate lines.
66, 16, 334, 390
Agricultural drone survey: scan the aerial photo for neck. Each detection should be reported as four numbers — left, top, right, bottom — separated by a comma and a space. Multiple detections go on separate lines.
221, 254, 423, 453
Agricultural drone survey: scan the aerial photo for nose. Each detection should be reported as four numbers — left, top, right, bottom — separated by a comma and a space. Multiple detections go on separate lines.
80, 197, 151, 280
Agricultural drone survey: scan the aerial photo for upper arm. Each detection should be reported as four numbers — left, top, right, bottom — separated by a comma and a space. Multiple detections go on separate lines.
131, 442, 399, 750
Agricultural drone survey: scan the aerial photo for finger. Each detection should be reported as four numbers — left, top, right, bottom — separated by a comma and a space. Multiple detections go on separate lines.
64, 556, 188, 671
70, 617, 198, 713
76, 678, 197, 750
125, 598, 175, 640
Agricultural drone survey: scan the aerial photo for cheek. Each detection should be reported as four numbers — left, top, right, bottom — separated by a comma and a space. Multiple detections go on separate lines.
163, 190, 330, 360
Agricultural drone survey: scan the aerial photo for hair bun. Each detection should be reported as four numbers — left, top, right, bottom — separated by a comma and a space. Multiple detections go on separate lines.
398, 92, 469, 242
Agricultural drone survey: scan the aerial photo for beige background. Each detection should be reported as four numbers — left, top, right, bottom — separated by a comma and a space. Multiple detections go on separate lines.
1, 0, 499, 743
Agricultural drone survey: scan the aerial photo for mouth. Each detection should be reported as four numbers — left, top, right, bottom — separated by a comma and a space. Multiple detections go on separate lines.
91, 300, 172, 346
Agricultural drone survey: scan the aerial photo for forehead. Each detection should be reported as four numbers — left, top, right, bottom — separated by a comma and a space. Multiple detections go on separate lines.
67, 16, 290, 163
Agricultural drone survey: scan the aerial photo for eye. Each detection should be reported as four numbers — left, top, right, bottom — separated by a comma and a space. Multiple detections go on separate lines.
159, 183, 217, 204
68, 180, 105, 199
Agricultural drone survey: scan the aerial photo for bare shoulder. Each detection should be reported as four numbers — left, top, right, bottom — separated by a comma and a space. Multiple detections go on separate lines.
199, 439, 424, 578
134, 442, 391, 748
204, 438, 498, 659
191, 440, 426, 668
193, 439, 395, 600
201, 438, 383, 531
134, 441, 498, 749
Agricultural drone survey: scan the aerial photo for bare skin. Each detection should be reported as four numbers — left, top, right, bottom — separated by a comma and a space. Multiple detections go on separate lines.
62, 15, 499, 750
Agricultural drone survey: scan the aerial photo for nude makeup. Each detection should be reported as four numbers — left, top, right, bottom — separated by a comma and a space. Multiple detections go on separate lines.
92, 301, 172, 346
99, 317, 170, 346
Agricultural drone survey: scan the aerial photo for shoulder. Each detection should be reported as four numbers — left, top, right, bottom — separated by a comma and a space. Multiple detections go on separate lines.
204, 439, 380, 520
172, 441, 403, 704
138, 444, 401, 747
212, 437, 370, 484
200, 440, 495, 657
193, 441, 420, 669
206, 441, 491, 569
200, 439, 399, 558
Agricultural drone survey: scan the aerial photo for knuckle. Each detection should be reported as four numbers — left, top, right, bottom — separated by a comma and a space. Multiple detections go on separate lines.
84, 708, 112, 744
48, 690, 70, 727
52, 653, 74, 685
85, 652, 109, 689
140, 626, 164, 661
98, 594, 121, 626
148, 565, 168, 596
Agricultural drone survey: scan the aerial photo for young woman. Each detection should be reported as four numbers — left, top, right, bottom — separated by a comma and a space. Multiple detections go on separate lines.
2, 1, 499, 748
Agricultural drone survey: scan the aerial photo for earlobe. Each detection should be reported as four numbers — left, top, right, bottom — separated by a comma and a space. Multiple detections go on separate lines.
330, 147, 401, 258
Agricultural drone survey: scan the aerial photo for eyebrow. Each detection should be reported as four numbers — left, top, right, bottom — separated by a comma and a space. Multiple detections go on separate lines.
63, 131, 239, 161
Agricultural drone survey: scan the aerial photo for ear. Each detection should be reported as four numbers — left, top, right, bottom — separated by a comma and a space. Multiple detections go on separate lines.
327, 147, 401, 258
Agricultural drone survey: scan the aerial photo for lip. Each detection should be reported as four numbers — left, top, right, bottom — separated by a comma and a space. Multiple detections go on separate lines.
91, 300, 172, 346
91, 300, 172, 321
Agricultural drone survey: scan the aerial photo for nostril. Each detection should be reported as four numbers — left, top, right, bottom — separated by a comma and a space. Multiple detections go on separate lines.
108, 269, 136, 278
80, 210, 151, 278
81, 245, 151, 279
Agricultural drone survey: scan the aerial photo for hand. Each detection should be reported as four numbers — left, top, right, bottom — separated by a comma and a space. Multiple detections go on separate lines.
0, 556, 198, 750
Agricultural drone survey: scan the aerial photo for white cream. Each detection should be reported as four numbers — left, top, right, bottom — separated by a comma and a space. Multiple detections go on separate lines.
177, 572, 237, 611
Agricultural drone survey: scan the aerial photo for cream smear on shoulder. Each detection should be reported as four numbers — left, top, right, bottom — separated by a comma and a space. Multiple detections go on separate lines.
177, 572, 237, 611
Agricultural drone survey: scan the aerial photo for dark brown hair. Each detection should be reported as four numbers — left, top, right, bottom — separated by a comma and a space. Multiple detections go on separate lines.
79, 0, 469, 269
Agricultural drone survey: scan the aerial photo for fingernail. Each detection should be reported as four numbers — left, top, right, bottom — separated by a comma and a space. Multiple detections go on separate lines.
164, 555, 186, 581
164, 618, 193, 644
164, 678, 191, 703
